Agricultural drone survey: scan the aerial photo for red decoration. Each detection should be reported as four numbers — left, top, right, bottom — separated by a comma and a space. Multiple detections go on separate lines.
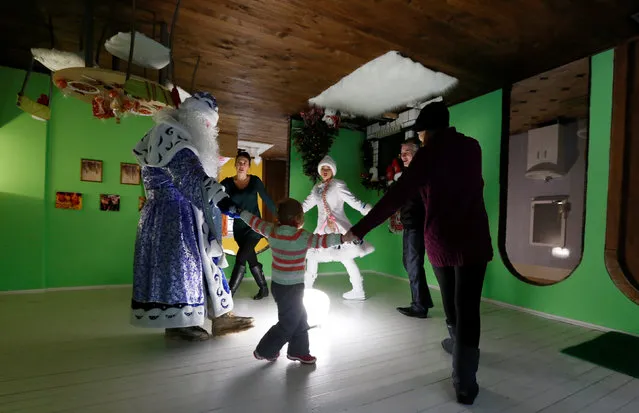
37, 94, 49, 106
55, 79, 67, 89
171, 86, 181, 108
121, 98, 137, 112
391, 158, 402, 175
389, 210, 404, 233
92, 96, 115, 119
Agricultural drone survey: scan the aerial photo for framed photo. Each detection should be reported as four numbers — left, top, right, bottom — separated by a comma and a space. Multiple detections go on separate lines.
120, 162, 141, 185
99, 194, 121, 211
80, 159, 103, 182
55, 192, 83, 210
138, 196, 146, 211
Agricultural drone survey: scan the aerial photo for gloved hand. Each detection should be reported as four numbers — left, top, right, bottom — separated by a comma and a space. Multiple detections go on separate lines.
217, 196, 241, 219
343, 230, 361, 244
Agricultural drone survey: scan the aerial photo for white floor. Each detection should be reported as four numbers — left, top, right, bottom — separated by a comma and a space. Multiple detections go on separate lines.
1, 274, 638, 413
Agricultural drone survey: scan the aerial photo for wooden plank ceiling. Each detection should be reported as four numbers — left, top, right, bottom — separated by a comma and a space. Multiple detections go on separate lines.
510, 57, 590, 135
1, 0, 637, 159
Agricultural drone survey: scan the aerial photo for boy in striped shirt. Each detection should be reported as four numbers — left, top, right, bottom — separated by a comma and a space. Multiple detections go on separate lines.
240, 198, 345, 364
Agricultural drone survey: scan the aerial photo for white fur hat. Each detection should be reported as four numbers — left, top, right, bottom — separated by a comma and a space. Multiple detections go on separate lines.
318, 155, 337, 176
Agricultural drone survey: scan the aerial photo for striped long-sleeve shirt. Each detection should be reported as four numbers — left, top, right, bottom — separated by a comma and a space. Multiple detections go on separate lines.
240, 211, 343, 285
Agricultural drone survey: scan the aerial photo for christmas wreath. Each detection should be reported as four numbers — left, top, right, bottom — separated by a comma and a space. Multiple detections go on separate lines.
292, 107, 340, 182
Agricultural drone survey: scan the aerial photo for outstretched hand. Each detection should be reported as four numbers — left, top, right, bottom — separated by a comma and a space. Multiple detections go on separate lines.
217, 197, 241, 219
343, 230, 361, 244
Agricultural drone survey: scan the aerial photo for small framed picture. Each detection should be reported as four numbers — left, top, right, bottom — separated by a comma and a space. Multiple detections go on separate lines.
55, 192, 83, 210
81, 159, 103, 182
120, 162, 141, 185
100, 194, 120, 211
138, 196, 146, 211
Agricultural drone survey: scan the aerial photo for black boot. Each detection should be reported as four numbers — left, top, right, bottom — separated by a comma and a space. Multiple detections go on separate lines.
250, 264, 269, 300
452, 343, 480, 405
442, 323, 455, 354
229, 264, 246, 296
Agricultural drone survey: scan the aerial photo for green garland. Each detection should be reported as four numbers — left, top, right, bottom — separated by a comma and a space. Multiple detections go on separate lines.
292, 107, 339, 183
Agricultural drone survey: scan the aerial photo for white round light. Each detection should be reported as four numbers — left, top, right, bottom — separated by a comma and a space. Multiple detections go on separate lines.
552, 247, 570, 259
303, 288, 330, 327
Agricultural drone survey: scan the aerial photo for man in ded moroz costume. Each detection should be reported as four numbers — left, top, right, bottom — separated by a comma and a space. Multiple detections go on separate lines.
130, 91, 253, 341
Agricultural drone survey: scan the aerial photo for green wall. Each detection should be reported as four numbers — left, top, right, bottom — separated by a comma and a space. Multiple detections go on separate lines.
45, 91, 152, 288
470, 51, 639, 336
289, 50, 639, 336
0, 65, 153, 291
0, 67, 49, 290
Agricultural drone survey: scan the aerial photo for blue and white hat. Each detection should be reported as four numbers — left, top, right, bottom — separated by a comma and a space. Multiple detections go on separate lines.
180, 91, 219, 117
192, 91, 218, 112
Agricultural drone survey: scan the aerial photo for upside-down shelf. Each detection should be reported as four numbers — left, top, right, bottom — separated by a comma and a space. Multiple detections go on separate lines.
53, 67, 178, 122
50, 0, 189, 123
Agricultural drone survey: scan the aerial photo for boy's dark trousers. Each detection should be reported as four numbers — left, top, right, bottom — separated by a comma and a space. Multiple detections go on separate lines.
255, 282, 309, 358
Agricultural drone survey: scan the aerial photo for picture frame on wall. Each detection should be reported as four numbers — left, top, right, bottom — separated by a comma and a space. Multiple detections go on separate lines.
55, 192, 83, 210
80, 159, 103, 182
100, 194, 121, 211
120, 162, 141, 185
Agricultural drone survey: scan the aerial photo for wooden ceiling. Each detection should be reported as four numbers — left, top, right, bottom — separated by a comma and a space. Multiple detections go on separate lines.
510, 57, 590, 135
1, 0, 638, 158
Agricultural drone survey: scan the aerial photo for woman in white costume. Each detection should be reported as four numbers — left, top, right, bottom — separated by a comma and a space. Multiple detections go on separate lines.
302, 155, 374, 300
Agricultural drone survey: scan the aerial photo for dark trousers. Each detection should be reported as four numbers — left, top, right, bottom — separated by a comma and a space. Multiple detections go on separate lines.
432, 263, 487, 349
235, 232, 260, 267
402, 228, 434, 312
255, 282, 309, 358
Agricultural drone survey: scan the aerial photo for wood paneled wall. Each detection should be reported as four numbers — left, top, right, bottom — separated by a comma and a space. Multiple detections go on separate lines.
262, 159, 288, 223
605, 40, 639, 305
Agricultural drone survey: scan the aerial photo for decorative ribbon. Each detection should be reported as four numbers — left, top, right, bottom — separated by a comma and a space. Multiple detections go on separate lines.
320, 179, 339, 234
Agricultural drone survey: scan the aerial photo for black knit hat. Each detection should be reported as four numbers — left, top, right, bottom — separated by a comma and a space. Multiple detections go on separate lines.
412, 100, 450, 132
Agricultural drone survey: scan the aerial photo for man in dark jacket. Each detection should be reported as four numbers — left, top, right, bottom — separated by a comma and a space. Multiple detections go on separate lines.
344, 100, 493, 406
396, 138, 433, 318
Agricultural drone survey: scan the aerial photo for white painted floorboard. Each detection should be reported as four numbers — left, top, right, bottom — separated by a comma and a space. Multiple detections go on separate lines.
1, 274, 636, 413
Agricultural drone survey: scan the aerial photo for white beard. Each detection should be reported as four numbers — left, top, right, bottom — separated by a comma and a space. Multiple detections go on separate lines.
154, 108, 221, 179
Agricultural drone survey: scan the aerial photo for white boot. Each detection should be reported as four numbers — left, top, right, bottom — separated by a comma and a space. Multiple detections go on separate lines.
304, 259, 319, 289
341, 259, 366, 300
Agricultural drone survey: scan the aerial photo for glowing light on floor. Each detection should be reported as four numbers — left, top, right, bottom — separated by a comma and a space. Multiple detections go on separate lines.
304, 288, 330, 327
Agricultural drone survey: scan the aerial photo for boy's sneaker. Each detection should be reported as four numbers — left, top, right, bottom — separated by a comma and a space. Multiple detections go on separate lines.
287, 354, 317, 364
253, 350, 279, 362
